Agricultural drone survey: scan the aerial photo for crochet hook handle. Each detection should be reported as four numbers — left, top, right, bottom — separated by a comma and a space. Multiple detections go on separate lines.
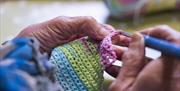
144, 35, 180, 58
119, 31, 180, 58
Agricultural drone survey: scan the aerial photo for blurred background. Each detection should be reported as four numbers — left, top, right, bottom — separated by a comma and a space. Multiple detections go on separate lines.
0, 0, 109, 44
1, 0, 180, 44
0, 0, 180, 90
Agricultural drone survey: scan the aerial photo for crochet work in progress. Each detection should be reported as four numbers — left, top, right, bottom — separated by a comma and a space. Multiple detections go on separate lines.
50, 33, 118, 91
100, 32, 119, 68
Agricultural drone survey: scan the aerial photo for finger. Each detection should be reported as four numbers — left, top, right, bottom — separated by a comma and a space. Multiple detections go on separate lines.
140, 25, 180, 44
112, 35, 131, 47
116, 33, 145, 88
100, 24, 115, 32
111, 34, 131, 60
69, 16, 112, 40
111, 45, 128, 60
47, 16, 100, 39
104, 34, 130, 78
83, 23, 114, 40
59, 16, 113, 40
105, 44, 127, 77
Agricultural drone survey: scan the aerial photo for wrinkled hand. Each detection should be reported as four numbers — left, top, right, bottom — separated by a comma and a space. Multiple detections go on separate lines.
109, 25, 180, 91
17, 16, 114, 54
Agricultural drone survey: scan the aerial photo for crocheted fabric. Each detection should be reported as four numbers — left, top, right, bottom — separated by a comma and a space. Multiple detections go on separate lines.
1, 38, 62, 91
50, 31, 119, 91
50, 38, 104, 91
100, 32, 119, 68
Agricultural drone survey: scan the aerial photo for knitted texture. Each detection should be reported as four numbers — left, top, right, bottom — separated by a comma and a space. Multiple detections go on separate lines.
100, 32, 119, 68
50, 38, 104, 91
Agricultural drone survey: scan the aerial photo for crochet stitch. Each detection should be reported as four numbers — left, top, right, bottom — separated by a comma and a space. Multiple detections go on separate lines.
100, 32, 119, 68
50, 32, 118, 91
50, 38, 104, 91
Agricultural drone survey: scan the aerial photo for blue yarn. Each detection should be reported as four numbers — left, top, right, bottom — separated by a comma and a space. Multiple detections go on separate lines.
50, 48, 87, 91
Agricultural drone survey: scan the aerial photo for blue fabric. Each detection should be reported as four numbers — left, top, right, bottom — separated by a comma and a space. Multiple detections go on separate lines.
4, 38, 33, 60
0, 38, 36, 91
0, 66, 32, 91
0, 38, 56, 91
2, 38, 38, 75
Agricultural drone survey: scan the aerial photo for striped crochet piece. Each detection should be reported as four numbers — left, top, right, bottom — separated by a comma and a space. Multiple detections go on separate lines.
50, 38, 104, 91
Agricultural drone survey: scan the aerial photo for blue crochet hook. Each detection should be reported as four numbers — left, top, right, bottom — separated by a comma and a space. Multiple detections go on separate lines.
119, 31, 180, 58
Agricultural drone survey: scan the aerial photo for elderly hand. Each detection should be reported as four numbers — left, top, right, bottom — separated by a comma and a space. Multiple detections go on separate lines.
109, 25, 180, 91
17, 16, 114, 54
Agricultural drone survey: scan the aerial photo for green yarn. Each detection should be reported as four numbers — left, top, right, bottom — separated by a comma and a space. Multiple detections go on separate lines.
50, 38, 104, 91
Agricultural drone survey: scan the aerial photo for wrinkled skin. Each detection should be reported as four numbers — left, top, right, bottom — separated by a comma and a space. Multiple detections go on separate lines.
17, 16, 130, 55
17, 16, 114, 54
109, 25, 180, 91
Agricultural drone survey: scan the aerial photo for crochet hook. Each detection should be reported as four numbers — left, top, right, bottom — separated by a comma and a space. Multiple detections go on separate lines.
118, 31, 180, 58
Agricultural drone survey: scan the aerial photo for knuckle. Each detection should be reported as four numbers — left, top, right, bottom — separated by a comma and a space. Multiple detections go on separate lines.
83, 16, 96, 24
81, 16, 97, 30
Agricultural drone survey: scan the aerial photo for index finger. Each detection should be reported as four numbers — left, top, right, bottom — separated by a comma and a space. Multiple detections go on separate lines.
115, 33, 146, 88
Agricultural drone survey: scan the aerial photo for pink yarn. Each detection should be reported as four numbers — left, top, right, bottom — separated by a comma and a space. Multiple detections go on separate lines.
100, 32, 119, 68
